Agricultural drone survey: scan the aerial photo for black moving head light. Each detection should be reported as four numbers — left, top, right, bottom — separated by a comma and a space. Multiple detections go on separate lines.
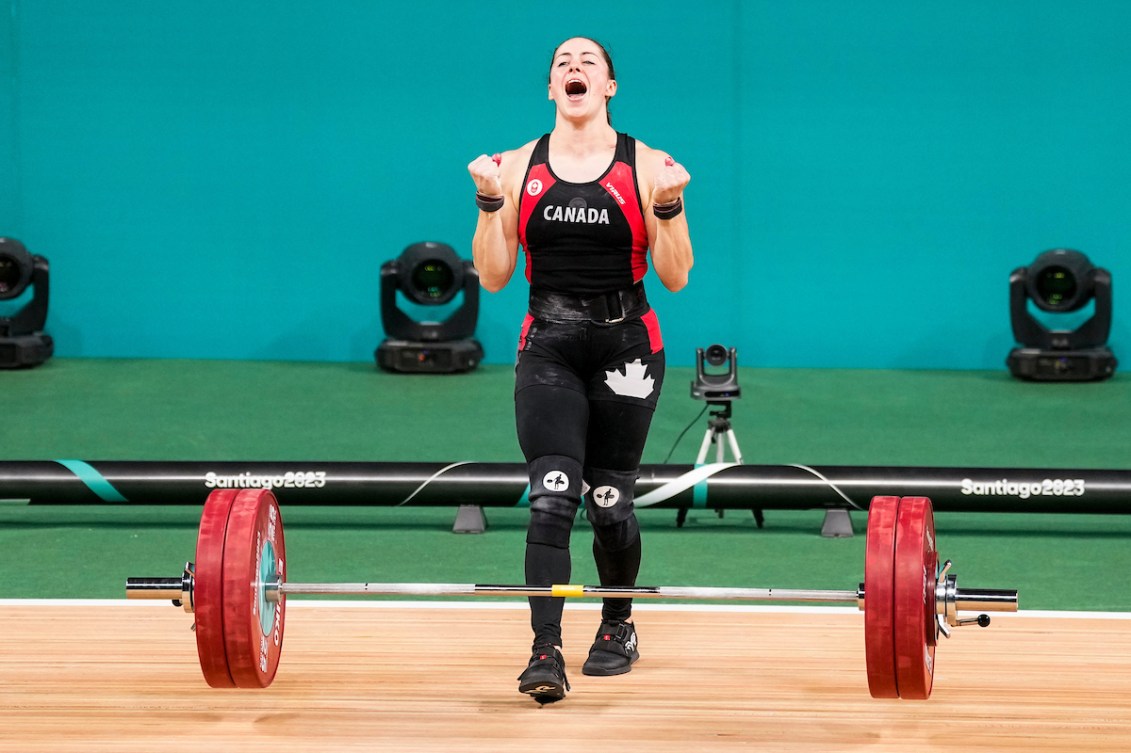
0, 237, 54, 369
376, 241, 484, 374
1007, 249, 1116, 381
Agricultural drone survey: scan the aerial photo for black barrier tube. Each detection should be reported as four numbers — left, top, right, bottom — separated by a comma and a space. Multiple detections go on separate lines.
0, 460, 1129, 513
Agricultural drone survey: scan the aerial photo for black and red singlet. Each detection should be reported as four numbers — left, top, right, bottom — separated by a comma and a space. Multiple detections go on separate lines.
517, 132, 650, 295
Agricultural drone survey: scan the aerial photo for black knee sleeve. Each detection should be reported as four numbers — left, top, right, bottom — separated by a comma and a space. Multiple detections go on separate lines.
583, 466, 638, 526
592, 514, 640, 554
527, 509, 575, 549
526, 454, 583, 548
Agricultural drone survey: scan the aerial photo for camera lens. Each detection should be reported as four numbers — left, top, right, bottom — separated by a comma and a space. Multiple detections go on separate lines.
705, 344, 729, 367
411, 260, 455, 300
0, 250, 32, 301
1034, 265, 1077, 308
0, 257, 17, 295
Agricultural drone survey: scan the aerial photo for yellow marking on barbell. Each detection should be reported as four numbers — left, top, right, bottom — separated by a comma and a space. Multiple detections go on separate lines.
551, 584, 584, 598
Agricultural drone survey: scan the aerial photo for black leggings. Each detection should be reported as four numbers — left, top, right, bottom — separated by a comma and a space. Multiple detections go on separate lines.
514, 314, 665, 647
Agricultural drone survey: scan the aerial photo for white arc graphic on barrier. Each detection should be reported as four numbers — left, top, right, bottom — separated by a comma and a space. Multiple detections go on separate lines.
634, 463, 738, 507
632, 463, 867, 510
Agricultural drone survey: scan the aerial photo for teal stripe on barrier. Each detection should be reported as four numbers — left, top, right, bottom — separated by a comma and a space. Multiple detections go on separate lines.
55, 460, 129, 503
517, 483, 531, 507
692, 464, 708, 508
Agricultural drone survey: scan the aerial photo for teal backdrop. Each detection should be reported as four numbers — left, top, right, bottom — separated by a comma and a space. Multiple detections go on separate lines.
1, 1, 1128, 368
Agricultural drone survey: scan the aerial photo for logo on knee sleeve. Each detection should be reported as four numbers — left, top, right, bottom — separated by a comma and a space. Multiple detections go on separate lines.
543, 471, 570, 492
592, 486, 620, 507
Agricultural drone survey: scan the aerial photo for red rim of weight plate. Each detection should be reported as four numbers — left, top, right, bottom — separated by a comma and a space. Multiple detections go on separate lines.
892, 496, 938, 700
864, 495, 900, 698
194, 489, 239, 688
221, 488, 287, 688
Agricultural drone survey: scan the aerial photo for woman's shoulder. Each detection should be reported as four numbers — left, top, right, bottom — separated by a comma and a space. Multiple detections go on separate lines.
496, 138, 542, 196
496, 138, 541, 175
628, 136, 672, 173
502, 137, 543, 161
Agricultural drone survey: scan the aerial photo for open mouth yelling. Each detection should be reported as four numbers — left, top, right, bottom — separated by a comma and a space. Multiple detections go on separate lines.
565, 78, 588, 101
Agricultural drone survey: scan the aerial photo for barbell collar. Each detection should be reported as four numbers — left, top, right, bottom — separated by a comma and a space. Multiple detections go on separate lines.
126, 577, 183, 600
125, 568, 194, 613
951, 588, 1018, 614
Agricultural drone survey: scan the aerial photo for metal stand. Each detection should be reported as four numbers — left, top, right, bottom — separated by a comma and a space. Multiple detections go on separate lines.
452, 504, 487, 533
820, 508, 854, 538
676, 402, 764, 528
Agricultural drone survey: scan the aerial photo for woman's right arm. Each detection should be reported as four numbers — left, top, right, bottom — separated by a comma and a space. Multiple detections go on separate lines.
468, 148, 526, 292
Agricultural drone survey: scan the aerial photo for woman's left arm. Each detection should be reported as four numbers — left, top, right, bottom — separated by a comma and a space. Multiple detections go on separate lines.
640, 143, 693, 292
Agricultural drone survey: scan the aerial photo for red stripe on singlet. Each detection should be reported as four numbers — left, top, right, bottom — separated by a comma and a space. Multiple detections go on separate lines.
600, 161, 650, 282
518, 165, 555, 284
517, 313, 535, 353
640, 309, 663, 353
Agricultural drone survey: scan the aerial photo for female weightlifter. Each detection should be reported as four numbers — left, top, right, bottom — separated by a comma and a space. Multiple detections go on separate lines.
467, 36, 693, 703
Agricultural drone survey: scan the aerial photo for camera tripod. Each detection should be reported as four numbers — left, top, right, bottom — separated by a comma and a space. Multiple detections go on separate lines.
675, 401, 764, 528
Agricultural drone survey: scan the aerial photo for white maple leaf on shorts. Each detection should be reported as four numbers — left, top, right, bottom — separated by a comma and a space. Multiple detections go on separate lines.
604, 358, 655, 399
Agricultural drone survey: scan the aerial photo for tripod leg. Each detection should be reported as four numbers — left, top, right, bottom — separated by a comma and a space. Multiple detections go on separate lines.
696, 428, 714, 465
680, 428, 718, 527
713, 430, 727, 517
724, 429, 764, 527
724, 429, 745, 464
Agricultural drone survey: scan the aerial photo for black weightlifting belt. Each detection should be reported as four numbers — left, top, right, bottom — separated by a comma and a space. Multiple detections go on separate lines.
528, 281, 650, 324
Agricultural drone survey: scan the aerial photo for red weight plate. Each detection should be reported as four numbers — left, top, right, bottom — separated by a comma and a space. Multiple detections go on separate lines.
221, 488, 287, 688
194, 489, 239, 688
892, 496, 938, 700
863, 496, 900, 699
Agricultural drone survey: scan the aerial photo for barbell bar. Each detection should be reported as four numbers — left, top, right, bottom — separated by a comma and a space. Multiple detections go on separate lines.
126, 487, 1018, 699
126, 579, 1013, 615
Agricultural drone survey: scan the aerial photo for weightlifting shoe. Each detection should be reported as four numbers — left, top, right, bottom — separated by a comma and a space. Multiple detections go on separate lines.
581, 619, 639, 676
517, 644, 570, 703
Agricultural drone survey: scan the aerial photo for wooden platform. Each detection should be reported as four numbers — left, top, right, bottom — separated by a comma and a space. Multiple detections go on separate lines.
1, 602, 1129, 751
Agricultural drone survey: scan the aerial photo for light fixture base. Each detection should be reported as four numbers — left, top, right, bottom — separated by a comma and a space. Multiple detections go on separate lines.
375, 338, 484, 374
1006, 346, 1117, 382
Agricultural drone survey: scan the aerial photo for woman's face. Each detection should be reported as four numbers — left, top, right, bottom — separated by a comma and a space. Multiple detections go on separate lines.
548, 37, 616, 119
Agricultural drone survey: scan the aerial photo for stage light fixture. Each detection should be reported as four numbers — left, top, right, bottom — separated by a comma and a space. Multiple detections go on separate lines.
375, 241, 484, 373
1007, 248, 1116, 381
0, 237, 54, 369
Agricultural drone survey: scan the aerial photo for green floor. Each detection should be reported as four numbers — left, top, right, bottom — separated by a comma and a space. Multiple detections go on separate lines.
1, 358, 1129, 611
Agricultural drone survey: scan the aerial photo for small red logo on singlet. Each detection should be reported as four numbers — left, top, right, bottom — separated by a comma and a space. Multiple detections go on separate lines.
526, 179, 544, 197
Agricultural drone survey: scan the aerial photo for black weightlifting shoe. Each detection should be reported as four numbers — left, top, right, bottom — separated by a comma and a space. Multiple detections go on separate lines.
581, 619, 639, 676
517, 644, 570, 704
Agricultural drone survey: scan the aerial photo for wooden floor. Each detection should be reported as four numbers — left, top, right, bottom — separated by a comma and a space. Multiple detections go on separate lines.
1, 602, 1129, 752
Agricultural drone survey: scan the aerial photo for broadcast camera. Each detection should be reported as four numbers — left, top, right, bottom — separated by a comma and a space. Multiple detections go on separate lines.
690, 344, 740, 403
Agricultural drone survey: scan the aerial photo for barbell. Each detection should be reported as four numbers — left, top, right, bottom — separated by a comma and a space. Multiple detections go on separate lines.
126, 487, 1018, 699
